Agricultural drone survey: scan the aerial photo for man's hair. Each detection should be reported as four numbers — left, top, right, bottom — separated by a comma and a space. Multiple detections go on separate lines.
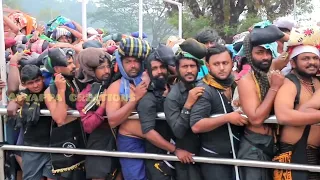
205, 44, 232, 63
20, 65, 42, 83
194, 28, 225, 44
278, 27, 290, 33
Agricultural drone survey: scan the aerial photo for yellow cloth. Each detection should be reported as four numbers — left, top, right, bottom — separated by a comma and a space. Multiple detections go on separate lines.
203, 74, 227, 90
251, 72, 262, 101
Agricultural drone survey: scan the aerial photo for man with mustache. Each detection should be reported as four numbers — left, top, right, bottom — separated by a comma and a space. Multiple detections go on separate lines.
274, 45, 320, 180
75, 48, 119, 180
190, 44, 246, 180
137, 47, 194, 180
236, 34, 284, 180
164, 51, 204, 180
105, 37, 150, 180
44, 48, 86, 179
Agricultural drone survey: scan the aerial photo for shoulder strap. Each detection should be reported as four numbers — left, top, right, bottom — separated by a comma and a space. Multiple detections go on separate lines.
286, 74, 301, 108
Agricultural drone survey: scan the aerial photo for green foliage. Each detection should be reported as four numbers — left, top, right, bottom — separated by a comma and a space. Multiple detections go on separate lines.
90, 0, 176, 46
168, 12, 211, 38
237, 13, 263, 33
37, 8, 61, 22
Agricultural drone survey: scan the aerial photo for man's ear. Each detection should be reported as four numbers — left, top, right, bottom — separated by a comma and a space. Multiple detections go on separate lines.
206, 62, 210, 69
290, 59, 296, 69
53, 66, 60, 73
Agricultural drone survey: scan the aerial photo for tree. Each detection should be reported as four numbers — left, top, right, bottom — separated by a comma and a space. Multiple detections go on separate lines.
168, 0, 314, 41
37, 8, 61, 22
90, 0, 176, 46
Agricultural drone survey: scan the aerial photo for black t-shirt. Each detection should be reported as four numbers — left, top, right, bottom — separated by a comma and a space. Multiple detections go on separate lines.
19, 89, 52, 147
190, 81, 243, 156
137, 91, 173, 154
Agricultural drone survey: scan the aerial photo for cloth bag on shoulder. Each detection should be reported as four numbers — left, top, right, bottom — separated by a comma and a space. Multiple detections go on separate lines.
49, 119, 87, 175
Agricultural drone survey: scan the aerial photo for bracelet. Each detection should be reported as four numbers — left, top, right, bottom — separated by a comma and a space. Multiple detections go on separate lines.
270, 88, 278, 92
172, 147, 177, 154
9, 63, 18, 67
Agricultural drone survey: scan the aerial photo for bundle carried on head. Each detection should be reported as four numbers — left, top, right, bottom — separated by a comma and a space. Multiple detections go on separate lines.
287, 26, 320, 47
118, 36, 151, 60
179, 38, 207, 60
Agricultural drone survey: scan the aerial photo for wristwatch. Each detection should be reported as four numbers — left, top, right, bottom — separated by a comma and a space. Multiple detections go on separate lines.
181, 108, 190, 115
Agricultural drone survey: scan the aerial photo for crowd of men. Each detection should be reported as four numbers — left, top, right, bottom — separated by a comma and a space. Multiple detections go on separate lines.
2, 6, 320, 180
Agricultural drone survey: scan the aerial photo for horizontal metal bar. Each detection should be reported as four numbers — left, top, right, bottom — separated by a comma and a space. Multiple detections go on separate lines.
163, 0, 182, 7
0, 107, 279, 123
1, 145, 320, 172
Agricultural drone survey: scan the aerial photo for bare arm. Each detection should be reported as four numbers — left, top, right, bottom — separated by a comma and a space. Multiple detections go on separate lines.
105, 81, 138, 128
299, 88, 320, 118
275, 79, 320, 125
71, 20, 83, 33
44, 88, 68, 126
3, 16, 19, 34
238, 74, 277, 126
192, 116, 230, 134
7, 55, 22, 95
145, 130, 175, 152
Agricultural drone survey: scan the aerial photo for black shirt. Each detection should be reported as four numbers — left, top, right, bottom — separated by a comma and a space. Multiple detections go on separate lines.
19, 89, 52, 147
164, 81, 200, 153
137, 90, 173, 154
190, 81, 243, 156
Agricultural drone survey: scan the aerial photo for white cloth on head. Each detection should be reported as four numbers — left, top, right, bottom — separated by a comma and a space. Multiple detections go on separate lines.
289, 45, 320, 59
87, 27, 98, 35
273, 17, 296, 31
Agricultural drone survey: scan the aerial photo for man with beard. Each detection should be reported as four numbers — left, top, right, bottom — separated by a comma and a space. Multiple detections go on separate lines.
105, 37, 150, 180
236, 34, 284, 180
16, 65, 57, 180
190, 44, 247, 180
274, 45, 320, 180
164, 51, 204, 180
44, 48, 86, 180
75, 48, 119, 180
137, 48, 194, 180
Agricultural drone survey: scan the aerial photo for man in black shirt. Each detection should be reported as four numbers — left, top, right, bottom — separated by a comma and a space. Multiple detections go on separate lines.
17, 65, 57, 180
164, 51, 204, 180
137, 47, 193, 180
190, 44, 247, 180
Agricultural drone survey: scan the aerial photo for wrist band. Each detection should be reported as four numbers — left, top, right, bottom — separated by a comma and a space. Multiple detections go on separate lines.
9, 63, 18, 67
270, 88, 278, 92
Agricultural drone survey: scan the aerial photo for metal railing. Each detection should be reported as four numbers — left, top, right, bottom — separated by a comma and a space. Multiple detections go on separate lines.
1, 145, 320, 173
0, 108, 279, 123
0, 108, 318, 180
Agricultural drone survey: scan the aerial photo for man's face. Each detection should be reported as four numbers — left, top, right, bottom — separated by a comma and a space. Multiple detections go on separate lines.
178, 58, 198, 82
122, 57, 141, 78
95, 61, 111, 81
150, 60, 167, 79
251, 46, 273, 72
55, 58, 76, 77
205, 41, 215, 48
23, 76, 44, 93
292, 52, 320, 78
58, 35, 72, 43
206, 51, 233, 80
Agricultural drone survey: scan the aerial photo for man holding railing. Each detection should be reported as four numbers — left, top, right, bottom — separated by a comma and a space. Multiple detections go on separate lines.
105, 37, 150, 180
164, 50, 204, 180
275, 44, 320, 180
9, 65, 57, 180
236, 27, 285, 180
137, 46, 194, 180
75, 48, 119, 180
44, 48, 86, 179
190, 44, 246, 180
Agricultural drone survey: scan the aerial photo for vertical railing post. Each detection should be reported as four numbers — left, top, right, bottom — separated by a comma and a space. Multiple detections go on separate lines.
139, 0, 143, 38
0, 115, 5, 180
